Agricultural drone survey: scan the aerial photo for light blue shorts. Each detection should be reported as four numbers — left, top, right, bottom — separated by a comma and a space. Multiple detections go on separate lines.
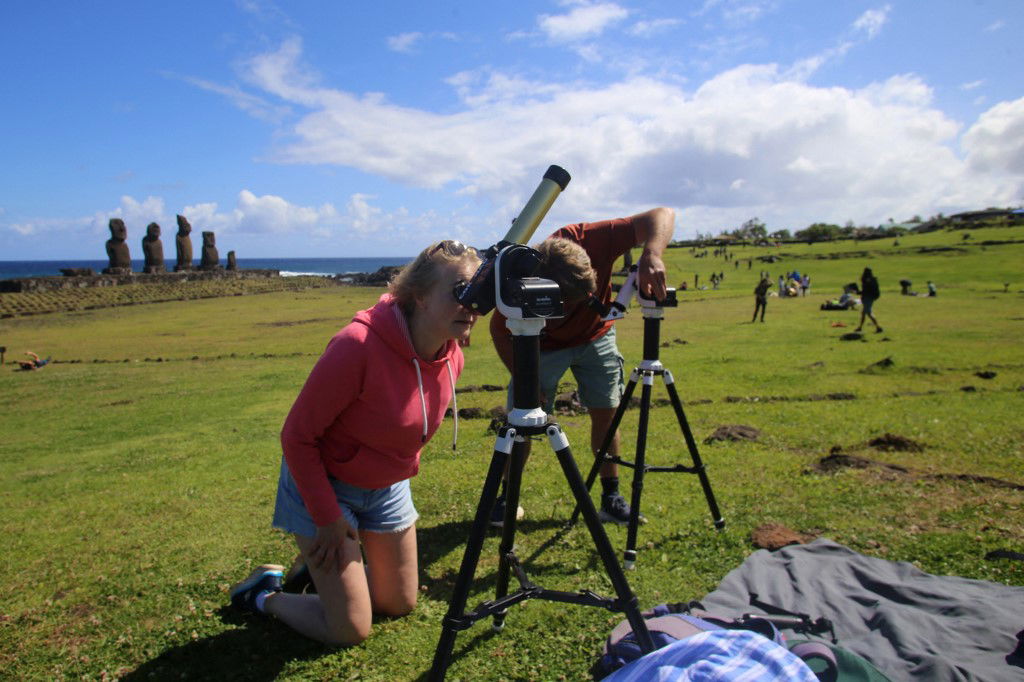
272, 458, 418, 538
508, 327, 625, 413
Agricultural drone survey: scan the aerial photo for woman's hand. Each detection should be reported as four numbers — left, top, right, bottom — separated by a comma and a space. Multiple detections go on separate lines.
308, 517, 358, 573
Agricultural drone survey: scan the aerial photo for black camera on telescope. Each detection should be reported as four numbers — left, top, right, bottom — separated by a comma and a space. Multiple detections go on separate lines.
502, 277, 562, 319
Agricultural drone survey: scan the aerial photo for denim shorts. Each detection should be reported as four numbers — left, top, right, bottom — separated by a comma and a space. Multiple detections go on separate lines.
272, 457, 418, 538
863, 298, 875, 315
508, 327, 625, 412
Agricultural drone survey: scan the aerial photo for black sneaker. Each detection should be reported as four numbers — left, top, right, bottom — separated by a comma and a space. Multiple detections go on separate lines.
230, 564, 284, 613
489, 496, 525, 528
599, 493, 646, 525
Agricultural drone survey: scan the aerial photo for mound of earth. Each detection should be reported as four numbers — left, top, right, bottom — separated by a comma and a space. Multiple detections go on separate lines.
868, 433, 924, 452
751, 523, 815, 551
704, 424, 760, 444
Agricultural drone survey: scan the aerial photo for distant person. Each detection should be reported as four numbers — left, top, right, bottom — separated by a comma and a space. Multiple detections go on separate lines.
752, 277, 771, 323
229, 240, 481, 646
927, 281, 937, 297
800, 274, 809, 297
855, 267, 883, 333
777, 275, 784, 297
18, 351, 50, 371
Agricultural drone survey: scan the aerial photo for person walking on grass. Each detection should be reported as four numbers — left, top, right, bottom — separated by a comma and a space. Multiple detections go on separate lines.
489, 207, 674, 527
752, 277, 771, 323
855, 267, 883, 333
230, 240, 481, 646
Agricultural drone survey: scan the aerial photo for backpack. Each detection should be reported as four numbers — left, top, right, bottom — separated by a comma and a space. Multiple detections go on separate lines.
598, 602, 892, 682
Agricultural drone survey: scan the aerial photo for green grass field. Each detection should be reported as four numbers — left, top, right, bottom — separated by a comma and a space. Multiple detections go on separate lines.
2, 226, 1022, 681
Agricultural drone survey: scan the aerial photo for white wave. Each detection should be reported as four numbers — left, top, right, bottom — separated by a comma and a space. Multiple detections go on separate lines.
280, 270, 333, 278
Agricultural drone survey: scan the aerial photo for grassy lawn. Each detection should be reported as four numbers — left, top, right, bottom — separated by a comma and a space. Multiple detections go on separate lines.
2, 226, 1022, 680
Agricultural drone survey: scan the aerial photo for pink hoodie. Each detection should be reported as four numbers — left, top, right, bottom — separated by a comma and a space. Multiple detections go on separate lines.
280, 294, 464, 527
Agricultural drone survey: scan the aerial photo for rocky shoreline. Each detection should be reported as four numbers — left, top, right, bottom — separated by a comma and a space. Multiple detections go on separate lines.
0, 265, 405, 294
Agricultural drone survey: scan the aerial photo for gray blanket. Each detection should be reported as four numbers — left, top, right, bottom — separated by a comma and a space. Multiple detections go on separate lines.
698, 539, 1024, 681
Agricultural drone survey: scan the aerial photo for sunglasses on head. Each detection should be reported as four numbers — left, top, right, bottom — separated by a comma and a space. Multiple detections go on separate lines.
430, 239, 470, 257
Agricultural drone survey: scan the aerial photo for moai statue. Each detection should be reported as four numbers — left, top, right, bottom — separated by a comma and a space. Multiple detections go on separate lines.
174, 215, 194, 272
142, 222, 166, 274
226, 250, 238, 271
103, 219, 132, 274
199, 231, 222, 270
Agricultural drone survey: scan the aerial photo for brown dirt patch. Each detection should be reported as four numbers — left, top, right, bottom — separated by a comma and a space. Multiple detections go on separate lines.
257, 317, 334, 327
868, 433, 924, 452
751, 523, 815, 550
812, 451, 909, 474
704, 424, 760, 444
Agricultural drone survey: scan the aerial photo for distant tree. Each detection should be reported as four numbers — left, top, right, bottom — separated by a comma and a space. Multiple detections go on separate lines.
769, 229, 791, 241
729, 217, 767, 241
795, 222, 843, 243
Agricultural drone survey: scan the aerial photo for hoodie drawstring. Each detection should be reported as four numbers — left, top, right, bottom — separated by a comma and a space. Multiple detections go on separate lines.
411, 358, 429, 443
410, 356, 460, 450
445, 358, 458, 450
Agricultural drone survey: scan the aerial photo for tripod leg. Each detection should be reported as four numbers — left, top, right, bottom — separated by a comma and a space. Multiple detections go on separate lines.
624, 372, 653, 569
430, 428, 515, 681
492, 436, 529, 632
663, 371, 725, 529
569, 369, 639, 527
546, 424, 655, 654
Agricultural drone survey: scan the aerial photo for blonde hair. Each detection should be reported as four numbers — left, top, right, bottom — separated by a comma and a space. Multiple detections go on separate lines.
535, 238, 596, 303
389, 240, 481, 312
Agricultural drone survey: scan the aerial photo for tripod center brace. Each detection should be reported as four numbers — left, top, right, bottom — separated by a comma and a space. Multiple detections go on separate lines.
574, 266, 725, 570
430, 167, 654, 680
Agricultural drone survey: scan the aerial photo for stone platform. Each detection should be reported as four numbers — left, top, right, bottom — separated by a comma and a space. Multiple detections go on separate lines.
0, 269, 281, 293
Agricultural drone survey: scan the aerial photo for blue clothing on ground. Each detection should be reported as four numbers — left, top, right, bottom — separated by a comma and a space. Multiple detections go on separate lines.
602, 629, 817, 682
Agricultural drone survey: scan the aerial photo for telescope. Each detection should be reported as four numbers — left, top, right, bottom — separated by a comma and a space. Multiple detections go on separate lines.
455, 165, 571, 317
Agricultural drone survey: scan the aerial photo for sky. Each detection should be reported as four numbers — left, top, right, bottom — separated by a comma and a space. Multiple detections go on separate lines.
2, 1, 1022, 260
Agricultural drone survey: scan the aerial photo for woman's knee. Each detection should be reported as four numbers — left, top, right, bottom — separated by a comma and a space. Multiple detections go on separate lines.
374, 591, 417, 618
325, 613, 372, 646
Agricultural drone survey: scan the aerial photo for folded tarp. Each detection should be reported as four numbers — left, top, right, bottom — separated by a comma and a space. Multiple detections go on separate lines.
698, 538, 1024, 681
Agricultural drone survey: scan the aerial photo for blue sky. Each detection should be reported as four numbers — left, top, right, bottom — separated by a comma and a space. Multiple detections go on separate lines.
2, 1, 1022, 259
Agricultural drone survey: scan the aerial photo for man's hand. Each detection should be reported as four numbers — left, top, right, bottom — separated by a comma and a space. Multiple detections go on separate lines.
632, 207, 674, 301
637, 250, 668, 301
308, 517, 358, 573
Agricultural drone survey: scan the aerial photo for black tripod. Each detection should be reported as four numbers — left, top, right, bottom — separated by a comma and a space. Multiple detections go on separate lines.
573, 297, 724, 569
430, 265, 653, 680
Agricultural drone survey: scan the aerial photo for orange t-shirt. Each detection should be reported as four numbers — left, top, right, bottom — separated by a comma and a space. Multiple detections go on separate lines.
492, 217, 638, 351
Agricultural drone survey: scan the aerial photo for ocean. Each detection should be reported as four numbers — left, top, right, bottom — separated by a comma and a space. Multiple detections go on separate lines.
0, 257, 414, 281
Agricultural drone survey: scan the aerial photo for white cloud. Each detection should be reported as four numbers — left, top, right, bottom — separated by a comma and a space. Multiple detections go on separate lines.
960, 80, 985, 91
538, 2, 629, 42
721, 1, 775, 24
628, 18, 682, 37
166, 72, 292, 123
963, 97, 1024, 177
387, 32, 422, 53
181, 191, 339, 235
7, 196, 167, 240
853, 5, 891, 40
985, 20, 1005, 32
211, 39, 1024, 238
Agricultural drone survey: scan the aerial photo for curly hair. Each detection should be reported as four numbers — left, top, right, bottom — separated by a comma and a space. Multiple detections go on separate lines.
535, 238, 596, 304
389, 240, 481, 312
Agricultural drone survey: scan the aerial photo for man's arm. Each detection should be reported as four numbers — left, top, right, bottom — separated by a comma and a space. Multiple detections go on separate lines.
631, 207, 675, 300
